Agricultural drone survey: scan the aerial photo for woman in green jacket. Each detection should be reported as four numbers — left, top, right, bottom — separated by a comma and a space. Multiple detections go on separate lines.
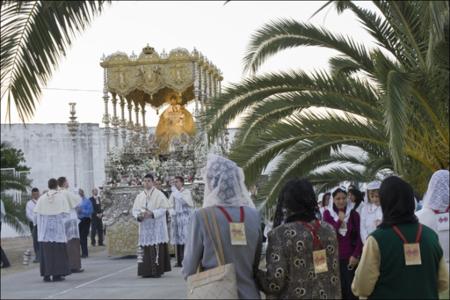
352, 176, 449, 299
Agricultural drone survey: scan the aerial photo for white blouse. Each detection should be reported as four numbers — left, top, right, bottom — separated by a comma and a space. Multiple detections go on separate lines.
360, 203, 383, 243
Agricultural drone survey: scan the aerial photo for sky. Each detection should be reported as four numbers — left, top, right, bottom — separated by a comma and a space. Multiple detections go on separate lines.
1, 1, 377, 127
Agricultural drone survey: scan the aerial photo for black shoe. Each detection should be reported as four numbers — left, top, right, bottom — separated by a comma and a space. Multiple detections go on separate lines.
173, 264, 182, 268
81, 255, 88, 258
52, 276, 65, 282
71, 268, 84, 273
43, 276, 51, 282
33, 258, 39, 263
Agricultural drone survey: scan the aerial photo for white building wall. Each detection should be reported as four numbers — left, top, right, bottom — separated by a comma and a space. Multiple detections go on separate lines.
1, 123, 107, 193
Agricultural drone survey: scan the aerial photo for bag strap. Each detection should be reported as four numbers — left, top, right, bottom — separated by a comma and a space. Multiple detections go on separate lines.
200, 208, 224, 266
210, 207, 226, 265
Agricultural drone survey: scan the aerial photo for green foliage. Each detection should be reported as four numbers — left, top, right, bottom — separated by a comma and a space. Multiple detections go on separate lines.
0, 142, 30, 171
0, 142, 31, 235
205, 1, 449, 208
1, 193, 28, 235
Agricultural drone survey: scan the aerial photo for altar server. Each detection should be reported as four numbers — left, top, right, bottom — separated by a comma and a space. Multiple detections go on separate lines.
169, 176, 194, 267
57, 177, 83, 273
34, 178, 71, 282
132, 173, 173, 278
26, 187, 40, 262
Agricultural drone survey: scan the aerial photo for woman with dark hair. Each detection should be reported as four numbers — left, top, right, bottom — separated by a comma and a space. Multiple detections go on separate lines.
257, 179, 341, 299
323, 186, 362, 300
319, 192, 331, 217
352, 176, 449, 299
348, 189, 364, 215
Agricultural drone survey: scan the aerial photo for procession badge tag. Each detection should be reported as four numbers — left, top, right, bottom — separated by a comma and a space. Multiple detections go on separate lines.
404, 243, 422, 266
218, 206, 247, 246
393, 224, 422, 266
338, 223, 347, 236
313, 249, 328, 274
301, 220, 328, 274
437, 213, 449, 232
230, 223, 247, 245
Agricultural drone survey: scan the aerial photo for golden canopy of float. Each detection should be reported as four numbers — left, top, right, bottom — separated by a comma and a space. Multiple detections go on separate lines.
99, 45, 223, 155
100, 45, 223, 109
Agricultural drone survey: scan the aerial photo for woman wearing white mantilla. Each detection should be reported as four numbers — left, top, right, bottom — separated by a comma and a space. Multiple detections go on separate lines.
359, 181, 383, 244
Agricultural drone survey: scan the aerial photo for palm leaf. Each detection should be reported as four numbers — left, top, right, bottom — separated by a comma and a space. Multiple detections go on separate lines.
371, 1, 427, 69
1, 1, 110, 122
2, 194, 28, 235
205, 70, 380, 143
0, 173, 30, 193
242, 18, 373, 74
231, 110, 387, 186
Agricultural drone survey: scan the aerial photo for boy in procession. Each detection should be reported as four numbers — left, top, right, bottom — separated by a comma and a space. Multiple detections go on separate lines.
132, 173, 172, 278
168, 176, 194, 267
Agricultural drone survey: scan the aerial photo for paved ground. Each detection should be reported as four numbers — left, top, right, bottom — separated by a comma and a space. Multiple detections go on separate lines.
1, 247, 186, 299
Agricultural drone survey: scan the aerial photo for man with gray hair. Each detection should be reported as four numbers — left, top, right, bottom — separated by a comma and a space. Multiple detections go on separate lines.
90, 188, 104, 246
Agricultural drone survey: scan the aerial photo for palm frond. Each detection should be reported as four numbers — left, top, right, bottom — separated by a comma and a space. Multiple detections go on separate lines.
382, 69, 411, 173
1, 194, 28, 235
372, 1, 426, 69
329, 56, 362, 76
258, 137, 358, 208
205, 70, 380, 143
242, 19, 373, 74
231, 110, 387, 186
308, 166, 368, 192
1, 1, 110, 122
0, 173, 30, 192
234, 88, 381, 146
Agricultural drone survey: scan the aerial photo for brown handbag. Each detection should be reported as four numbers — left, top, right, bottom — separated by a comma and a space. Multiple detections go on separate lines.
186, 208, 238, 299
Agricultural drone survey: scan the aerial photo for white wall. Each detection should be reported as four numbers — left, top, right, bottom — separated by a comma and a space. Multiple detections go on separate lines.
1, 123, 107, 193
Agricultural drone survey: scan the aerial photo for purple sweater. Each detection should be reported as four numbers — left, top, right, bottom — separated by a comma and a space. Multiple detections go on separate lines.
323, 209, 363, 260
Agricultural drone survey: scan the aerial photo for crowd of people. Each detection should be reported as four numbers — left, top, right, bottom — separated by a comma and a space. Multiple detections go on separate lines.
1, 154, 449, 299
0, 177, 105, 277
179, 154, 449, 299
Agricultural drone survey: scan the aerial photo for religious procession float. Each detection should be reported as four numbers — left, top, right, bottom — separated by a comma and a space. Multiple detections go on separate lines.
98, 45, 229, 256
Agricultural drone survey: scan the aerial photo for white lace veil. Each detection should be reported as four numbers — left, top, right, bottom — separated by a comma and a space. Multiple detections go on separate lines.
328, 186, 352, 222
363, 180, 381, 204
422, 170, 449, 212
202, 154, 255, 208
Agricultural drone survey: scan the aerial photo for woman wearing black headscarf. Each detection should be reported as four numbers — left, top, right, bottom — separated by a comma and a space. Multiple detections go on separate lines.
352, 176, 449, 299
257, 179, 341, 299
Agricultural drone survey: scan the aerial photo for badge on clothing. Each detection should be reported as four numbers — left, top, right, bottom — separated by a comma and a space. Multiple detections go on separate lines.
338, 226, 347, 236
313, 249, 328, 273
437, 213, 449, 232
230, 223, 247, 245
404, 243, 422, 265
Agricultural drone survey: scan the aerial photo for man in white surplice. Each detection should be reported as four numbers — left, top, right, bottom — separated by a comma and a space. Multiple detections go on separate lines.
57, 176, 83, 273
132, 173, 173, 278
168, 176, 194, 267
34, 178, 71, 282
